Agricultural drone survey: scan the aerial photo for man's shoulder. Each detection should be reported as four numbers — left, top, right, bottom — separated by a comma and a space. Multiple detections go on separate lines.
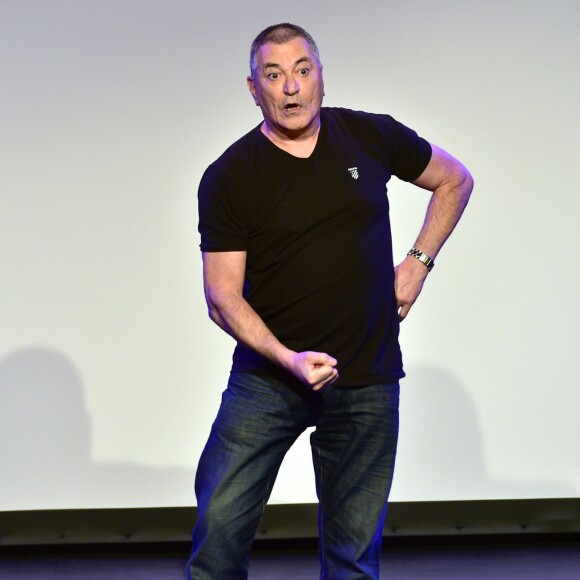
321, 107, 431, 180
199, 122, 279, 195
323, 107, 425, 147
206, 124, 262, 174
322, 106, 396, 125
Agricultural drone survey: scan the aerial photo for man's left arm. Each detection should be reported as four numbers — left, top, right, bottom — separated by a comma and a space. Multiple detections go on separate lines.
395, 143, 474, 320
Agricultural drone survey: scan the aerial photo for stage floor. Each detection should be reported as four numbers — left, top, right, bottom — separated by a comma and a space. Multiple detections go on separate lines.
1, 542, 580, 579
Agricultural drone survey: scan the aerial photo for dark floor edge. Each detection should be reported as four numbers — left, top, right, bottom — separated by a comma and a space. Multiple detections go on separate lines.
1, 533, 580, 557
1, 499, 579, 548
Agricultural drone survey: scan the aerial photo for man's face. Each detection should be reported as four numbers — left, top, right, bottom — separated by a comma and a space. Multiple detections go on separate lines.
247, 37, 324, 138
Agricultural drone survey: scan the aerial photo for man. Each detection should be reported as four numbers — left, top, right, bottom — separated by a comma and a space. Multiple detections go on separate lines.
188, 23, 473, 579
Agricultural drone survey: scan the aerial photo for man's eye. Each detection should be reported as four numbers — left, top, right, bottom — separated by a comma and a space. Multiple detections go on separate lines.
268, 73, 280, 80
298, 68, 310, 77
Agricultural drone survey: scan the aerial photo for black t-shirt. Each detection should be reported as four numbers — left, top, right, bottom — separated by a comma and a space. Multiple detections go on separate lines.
198, 107, 432, 386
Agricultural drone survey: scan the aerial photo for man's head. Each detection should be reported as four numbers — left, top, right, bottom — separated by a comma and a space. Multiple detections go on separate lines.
249, 23, 321, 77
247, 23, 324, 140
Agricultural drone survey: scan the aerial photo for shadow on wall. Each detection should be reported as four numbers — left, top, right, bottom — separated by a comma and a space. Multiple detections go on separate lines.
0, 347, 195, 511
1, 350, 576, 511
394, 364, 578, 500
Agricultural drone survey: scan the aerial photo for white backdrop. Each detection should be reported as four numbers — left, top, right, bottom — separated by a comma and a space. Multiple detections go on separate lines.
1, 0, 579, 511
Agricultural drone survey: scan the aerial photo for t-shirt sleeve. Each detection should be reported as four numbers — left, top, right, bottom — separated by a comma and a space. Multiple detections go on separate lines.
198, 162, 248, 252
366, 113, 432, 182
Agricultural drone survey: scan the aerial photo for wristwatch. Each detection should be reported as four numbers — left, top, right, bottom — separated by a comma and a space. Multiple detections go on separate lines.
407, 248, 435, 272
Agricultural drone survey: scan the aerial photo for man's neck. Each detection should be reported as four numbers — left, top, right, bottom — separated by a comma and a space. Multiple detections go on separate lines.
260, 119, 321, 159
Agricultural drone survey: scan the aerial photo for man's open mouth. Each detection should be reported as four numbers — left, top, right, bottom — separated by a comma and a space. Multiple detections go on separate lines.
284, 103, 300, 110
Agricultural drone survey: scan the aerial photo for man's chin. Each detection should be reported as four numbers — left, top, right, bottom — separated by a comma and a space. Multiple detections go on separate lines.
274, 117, 319, 139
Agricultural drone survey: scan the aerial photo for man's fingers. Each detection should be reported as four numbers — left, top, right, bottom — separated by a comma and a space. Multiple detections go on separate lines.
308, 352, 337, 367
398, 304, 410, 321
310, 363, 335, 382
311, 367, 339, 391
291, 351, 339, 388
308, 361, 338, 390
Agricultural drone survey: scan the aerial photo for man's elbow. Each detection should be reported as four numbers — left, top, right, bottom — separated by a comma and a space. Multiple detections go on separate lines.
462, 166, 474, 193
452, 162, 474, 203
205, 290, 224, 326
204, 286, 234, 330
461, 173, 474, 208
206, 303, 222, 326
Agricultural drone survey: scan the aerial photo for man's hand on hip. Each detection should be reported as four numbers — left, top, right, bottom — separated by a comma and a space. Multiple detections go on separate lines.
394, 256, 429, 321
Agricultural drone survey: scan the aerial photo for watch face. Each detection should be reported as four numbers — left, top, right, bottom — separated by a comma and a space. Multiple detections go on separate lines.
408, 248, 434, 271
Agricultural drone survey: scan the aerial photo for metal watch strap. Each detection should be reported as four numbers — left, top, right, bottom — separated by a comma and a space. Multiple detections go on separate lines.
407, 247, 435, 272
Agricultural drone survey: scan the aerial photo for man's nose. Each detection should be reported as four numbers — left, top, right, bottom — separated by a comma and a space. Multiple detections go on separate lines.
284, 76, 299, 95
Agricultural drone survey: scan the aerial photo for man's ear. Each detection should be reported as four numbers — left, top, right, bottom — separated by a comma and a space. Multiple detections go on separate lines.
247, 76, 259, 106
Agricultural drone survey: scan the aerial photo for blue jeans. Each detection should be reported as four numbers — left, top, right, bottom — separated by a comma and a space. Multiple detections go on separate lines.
187, 372, 399, 579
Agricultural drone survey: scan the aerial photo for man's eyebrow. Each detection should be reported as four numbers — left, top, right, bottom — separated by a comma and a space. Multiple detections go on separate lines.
294, 56, 312, 66
263, 56, 312, 70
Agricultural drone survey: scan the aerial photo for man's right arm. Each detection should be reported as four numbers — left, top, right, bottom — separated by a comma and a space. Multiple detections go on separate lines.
202, 250, 339, 390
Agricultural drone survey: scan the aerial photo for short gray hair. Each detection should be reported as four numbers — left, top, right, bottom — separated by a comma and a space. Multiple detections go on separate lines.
249, 23, 321, 76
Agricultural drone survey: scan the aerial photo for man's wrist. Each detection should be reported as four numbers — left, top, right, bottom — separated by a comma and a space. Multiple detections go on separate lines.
271, 343, 297, 372
407, 247, 435, 272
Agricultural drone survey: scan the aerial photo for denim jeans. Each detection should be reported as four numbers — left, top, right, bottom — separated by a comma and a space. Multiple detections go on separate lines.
187, 372, 399, 580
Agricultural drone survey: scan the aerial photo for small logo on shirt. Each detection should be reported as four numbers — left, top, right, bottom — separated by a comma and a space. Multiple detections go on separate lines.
348, 167, 359, 180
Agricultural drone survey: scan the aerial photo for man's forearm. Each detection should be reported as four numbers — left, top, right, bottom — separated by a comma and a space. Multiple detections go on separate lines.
202, 250, 338, 388
396, 144, 473, 320
207, 288, 339, 388
207, 288, 294, 369
413, 162, 473, 259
